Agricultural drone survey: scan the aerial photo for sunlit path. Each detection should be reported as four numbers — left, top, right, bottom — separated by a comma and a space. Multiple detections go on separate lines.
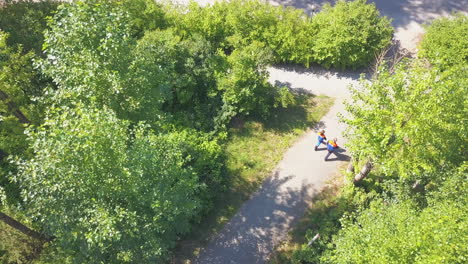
194, 66, 356, 263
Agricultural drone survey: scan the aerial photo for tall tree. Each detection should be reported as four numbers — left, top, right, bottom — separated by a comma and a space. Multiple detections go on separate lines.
327, 167, 467, 264
14, 106, 203, 262
343, 59, 467, 180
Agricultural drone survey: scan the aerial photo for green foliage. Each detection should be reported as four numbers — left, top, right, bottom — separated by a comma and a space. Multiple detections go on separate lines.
121, 0, 168, 38
168, 1, 232, 50
0, 32, 45, 124
343, 60, 466, 179
310, 0, 393, 69
0, 31, 49, 205
327, 168, 467, 264
419, 13, 468, 70
170, 0, 391, 69
134, 29, 224, 128
40, 1, 138, 115
162, 129, 226, 213
268, 7, 314, 66
14, 106, 207, 262
217, 41, 275, 121
0, 0, 59, 54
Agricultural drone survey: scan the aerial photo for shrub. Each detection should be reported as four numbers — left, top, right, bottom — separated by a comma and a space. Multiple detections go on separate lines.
121, 0, 169, 38
163, 129, 226, 213
419, 13, 468, 70
170, 0, 392, 69
216, 41, 275, 121
310, 0, 393, 69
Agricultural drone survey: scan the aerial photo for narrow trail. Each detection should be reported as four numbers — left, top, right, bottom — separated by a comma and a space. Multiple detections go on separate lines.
195, 67, 358, 264
190, 1, 467, 263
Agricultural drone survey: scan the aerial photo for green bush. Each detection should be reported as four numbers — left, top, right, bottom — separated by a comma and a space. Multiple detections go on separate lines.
327, 168, 467, 264
169, 0, 313, 64
216, 41, 275, 121
310, 0, 393, 69
164, 129, 226, 213
419, 13, 468, 70
0, 31, 49, 206
134, 29, 224, 128
170, 0, 392, 69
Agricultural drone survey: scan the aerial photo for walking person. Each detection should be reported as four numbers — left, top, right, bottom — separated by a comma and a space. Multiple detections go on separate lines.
315, 129, 327, 151
324, 138, 339, 161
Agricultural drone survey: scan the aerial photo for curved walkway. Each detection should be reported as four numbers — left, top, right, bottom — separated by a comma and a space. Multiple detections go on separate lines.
191, 1, 467, 263
194, 67, 357, 264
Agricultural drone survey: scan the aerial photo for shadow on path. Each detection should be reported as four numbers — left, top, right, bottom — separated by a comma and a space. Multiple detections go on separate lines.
268, 0, 468, 27
195, 172, 317, 264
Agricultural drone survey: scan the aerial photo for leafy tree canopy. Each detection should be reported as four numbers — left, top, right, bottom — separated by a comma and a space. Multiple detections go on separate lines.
343, 59, 467, 179
328, 166, 467, 264
14, 106, 204, 263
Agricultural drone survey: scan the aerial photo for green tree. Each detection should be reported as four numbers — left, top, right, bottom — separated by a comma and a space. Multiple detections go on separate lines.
216, 41, 275, 124
121, 0, 168, 38
14, 106, 204, 263
343, 60, 467, 180
39, 0, 169, 122
134, 29, 225, 129
0, 31, 49, 204
327, 167, 467, 264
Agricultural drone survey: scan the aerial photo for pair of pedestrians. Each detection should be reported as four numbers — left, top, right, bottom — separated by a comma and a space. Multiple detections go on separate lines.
314, 130, 339, 161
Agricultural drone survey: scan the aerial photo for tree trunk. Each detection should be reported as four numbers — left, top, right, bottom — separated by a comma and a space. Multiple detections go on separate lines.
307, 233, 320, 247
353, 161, 372, 183
0, 90, 31, 124
0, 212, 53, 242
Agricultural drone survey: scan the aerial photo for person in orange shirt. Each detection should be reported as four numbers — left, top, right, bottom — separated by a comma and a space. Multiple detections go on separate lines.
315, 129, 327, 151
324, 138, 339, 161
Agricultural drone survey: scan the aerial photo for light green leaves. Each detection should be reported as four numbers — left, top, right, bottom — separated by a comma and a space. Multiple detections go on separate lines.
344, 59, 466, 179
310, 0, 393, 69
419, 13, 468, 70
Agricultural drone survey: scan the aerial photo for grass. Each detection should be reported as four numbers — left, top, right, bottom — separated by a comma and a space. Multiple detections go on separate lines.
172, 93, 335, 263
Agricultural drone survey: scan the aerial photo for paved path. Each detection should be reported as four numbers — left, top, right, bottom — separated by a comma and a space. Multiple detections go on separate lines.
194, 67, 357, 264
191, 1, 468, 263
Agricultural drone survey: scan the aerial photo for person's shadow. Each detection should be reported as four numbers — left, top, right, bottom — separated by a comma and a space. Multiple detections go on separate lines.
325, 147, 351, 161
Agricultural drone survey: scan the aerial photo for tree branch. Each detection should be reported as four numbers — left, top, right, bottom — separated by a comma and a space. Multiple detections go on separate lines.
0, 212, 54, 242
0, 89, 31, 124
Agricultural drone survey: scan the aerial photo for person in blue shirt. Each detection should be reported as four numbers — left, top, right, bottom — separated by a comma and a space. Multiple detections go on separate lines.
315, 129, 327, 151
324, 138, 339, 161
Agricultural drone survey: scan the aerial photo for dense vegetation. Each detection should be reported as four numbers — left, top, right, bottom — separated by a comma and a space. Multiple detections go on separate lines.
284, 13, 468, 264
170, 0, 392, 68
0, 0, 393, 262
